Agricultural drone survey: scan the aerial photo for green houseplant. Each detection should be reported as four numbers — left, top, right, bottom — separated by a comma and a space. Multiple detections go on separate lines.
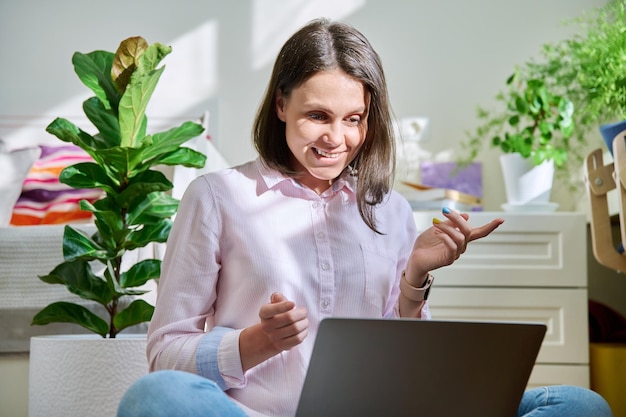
459, 70, 576, 204
460, 71, 575, 170
524, 0, 626, 150
30, 36, 206, 338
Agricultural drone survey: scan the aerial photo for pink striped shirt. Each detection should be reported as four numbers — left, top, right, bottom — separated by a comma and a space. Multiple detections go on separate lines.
147, 158, 428, 417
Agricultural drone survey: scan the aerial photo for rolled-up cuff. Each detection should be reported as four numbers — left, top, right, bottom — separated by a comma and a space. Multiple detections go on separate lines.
196, 326, 240, 390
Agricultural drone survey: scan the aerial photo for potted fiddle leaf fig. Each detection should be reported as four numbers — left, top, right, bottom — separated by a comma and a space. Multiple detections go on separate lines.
459, 71, 574, 207
31, 36, 206, 338
28, 36, 207, 417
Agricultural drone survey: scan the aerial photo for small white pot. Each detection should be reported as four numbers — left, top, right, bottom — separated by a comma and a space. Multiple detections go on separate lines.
499, 153, 554, 206
29, 334, 148, 417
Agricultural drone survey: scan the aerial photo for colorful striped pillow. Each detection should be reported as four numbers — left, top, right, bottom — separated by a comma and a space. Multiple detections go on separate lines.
10, 145, 103, 225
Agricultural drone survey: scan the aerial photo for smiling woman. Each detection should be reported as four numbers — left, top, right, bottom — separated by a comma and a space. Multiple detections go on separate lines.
276, 69, 368, 194
253, 19, 395, 233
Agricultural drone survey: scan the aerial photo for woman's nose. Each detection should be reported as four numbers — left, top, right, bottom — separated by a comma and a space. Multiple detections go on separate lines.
322, 122, 343, 145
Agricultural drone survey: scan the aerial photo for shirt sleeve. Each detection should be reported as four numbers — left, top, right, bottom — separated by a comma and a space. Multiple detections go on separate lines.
147, 175, 225, 375
197, 326, 247, 390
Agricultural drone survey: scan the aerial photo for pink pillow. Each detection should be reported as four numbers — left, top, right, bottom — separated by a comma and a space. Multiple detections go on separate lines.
10, 145, 103, 225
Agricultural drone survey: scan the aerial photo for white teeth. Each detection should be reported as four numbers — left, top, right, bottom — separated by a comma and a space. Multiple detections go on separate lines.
315, 148, 340, 158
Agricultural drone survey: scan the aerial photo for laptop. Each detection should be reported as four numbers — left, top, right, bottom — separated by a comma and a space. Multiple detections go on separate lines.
295, 318, 546, 417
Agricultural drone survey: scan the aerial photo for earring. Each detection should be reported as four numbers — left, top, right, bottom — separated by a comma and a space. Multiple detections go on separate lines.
346, 165, 358, 176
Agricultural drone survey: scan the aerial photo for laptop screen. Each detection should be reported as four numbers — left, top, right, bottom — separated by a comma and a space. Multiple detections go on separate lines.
295, 318, 546, 417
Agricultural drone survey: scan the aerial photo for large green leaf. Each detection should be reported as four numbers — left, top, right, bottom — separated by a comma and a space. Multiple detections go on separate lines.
116, 170, 172, 207
120, 259, 161, 288
150, 147, 207, 169
62, 225, 111, 262
113, 299, 154, 332
126, 192, 179, 225
39, 260, 113, 305
32, 302, 109, 337
46, 117, 109, 152
72, 51, 119, 111
79, 200, 124, 251
125, 219, 172, 250
118, 67, 164, 147
60, 162, 118, 194
93, 146, 147, 178
140, 122, 205, 161
117, 288, 151, 297
136, 42, 172, 78
82, 97, 121, 147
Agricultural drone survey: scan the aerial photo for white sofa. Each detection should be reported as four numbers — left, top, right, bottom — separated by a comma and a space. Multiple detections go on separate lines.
0, 224, 160, 353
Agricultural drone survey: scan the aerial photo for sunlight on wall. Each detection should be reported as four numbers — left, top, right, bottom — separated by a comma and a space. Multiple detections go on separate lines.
149, 20, 219, 118
251, 0, 366, 70
1, 20, 219, 150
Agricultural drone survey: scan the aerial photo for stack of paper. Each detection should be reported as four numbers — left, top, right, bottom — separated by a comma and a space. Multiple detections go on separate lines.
397, 181, 483, 212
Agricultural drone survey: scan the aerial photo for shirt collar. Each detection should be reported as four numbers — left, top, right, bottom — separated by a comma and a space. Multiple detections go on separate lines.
254, 158, 357, 197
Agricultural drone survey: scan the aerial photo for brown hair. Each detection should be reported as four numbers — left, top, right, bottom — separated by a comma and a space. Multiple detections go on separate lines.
253, 18, 395, 233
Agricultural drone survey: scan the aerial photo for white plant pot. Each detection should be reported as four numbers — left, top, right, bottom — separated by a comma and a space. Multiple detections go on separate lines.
29, 334, 148, 417
499, 153, 555, 208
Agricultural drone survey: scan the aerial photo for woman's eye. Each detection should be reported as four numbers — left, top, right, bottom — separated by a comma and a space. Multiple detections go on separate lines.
347, 116, 361, 125
309, 113, 326, 121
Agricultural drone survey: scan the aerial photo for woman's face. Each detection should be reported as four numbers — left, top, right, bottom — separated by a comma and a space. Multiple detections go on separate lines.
276, 69, 369, 194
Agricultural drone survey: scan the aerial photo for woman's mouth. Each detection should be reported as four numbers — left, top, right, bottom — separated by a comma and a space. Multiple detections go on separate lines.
314, 147, 341, 158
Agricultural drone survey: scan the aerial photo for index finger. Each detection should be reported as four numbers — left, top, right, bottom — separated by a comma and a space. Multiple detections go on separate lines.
469, 218, 505, 242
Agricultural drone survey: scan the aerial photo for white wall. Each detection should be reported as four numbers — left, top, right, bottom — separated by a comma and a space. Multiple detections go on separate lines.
0, 0, 607, 211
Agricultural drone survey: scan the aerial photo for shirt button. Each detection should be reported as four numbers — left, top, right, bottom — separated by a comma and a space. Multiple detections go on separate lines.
316, 232, 325, 239
321, 299, 330, 308
321, 262, 330, 271
312, 202, 320, 209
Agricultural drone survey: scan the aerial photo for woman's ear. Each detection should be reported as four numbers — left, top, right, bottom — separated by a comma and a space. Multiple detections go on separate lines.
275, 90, 287, 122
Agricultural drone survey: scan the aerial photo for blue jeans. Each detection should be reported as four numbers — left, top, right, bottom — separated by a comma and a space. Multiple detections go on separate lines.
118, 370, 613, 417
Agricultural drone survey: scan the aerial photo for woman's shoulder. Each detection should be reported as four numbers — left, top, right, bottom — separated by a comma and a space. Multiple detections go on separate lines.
369, 189, 417, 241
383, 188, 414, 213
177, 160, 254, 202
371, 188, 415, 224
195, 159, 259, 185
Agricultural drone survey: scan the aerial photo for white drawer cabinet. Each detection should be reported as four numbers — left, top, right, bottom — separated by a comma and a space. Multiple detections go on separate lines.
414, 211, 590, 388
